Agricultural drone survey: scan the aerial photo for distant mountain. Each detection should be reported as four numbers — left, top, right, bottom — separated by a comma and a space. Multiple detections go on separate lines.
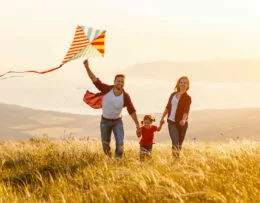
122, 59, 260, 82
0, 103, 260, 142
0, 103, 95, 141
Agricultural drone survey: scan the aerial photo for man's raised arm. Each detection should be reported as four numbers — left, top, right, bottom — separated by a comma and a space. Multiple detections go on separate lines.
83, 60, 97, 83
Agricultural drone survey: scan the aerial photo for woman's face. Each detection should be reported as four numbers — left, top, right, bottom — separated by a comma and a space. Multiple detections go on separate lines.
179, 78, 189, 91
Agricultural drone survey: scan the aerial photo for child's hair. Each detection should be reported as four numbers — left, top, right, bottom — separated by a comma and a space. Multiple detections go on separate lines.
141, 114, 155, 125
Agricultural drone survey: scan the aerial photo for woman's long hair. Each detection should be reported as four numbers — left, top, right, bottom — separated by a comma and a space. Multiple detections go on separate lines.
174, 76, 190, 92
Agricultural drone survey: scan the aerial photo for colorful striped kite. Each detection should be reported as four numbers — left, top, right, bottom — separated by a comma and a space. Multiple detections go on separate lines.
0, 25, 106, 80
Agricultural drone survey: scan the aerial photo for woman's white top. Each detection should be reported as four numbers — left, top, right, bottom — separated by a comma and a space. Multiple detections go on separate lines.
168, 94, 179, 122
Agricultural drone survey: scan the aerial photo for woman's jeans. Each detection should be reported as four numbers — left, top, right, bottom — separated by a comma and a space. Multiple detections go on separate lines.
100, 117, 124, 157
168, 120, 188, 157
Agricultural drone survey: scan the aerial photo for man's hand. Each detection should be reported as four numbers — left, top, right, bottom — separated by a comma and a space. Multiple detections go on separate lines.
136, 125, 142, 137
83, 59, 89, 67
83, 59, 97, 82
130, 113, 141, 137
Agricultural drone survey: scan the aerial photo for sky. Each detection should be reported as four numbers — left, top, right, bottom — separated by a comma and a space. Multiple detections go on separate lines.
1, 0, 260, 72
1, 0, 260, 113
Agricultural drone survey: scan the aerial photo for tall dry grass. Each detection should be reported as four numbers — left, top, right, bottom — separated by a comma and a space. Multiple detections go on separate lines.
0, 138, 259, 202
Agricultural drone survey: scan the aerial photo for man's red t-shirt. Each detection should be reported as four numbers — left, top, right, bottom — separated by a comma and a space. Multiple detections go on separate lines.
139, 125, 158, 146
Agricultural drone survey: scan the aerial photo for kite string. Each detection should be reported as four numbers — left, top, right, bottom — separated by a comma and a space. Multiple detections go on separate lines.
0, 65, 62, 80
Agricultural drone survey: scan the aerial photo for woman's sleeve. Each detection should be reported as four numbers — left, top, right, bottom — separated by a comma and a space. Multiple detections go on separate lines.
183, 96, 192, 115
165, 94, 173, 111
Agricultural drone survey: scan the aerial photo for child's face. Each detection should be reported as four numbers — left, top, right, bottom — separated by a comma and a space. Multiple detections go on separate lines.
143, 119, 152, 128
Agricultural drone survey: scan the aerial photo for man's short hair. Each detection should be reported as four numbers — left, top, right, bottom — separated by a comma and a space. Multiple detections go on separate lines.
114, 74, 125, 81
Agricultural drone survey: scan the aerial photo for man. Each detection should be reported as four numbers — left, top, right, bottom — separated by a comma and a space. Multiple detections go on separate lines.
83, 60, 141, 157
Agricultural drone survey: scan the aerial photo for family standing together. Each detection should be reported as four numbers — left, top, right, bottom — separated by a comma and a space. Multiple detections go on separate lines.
83, 60, 192, 160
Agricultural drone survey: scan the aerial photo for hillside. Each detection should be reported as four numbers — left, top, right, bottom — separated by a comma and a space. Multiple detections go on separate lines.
0, 103, 260, 142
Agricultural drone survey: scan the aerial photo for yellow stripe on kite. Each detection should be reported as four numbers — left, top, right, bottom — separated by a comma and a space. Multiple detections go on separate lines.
92, 38, 105, 43
92, 45, 104, 50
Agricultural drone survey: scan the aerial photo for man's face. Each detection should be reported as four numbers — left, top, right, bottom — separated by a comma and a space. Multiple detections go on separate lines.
114, 77, 125, 91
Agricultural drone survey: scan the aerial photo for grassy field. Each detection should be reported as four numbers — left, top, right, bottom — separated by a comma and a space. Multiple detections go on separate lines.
0, 138, 259, 202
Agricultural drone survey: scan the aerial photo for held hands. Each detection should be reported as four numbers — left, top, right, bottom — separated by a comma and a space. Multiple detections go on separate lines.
157, 119, 165, 132
160, 119, 165, 127
136, 125, 142, 138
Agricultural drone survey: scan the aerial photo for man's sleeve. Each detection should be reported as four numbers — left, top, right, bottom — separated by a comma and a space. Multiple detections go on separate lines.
124, 93, 136, 115
93, 78, 112, 93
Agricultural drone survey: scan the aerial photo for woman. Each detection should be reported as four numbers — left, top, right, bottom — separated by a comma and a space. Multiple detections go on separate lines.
160, 76, 192, 158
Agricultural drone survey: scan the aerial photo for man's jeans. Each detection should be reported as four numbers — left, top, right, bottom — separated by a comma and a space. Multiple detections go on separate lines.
100, 117, 124, 157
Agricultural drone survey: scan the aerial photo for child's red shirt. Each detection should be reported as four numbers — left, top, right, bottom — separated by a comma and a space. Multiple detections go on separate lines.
139, 125, 158, 146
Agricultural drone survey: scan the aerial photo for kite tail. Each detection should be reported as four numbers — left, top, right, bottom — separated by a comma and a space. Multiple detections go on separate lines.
0, 65, 62, 79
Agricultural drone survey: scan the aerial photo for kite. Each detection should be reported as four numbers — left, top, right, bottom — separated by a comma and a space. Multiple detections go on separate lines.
0, 25, 106, 80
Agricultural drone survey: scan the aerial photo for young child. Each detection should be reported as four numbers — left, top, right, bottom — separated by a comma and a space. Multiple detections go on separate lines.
138, 114, 164, 161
